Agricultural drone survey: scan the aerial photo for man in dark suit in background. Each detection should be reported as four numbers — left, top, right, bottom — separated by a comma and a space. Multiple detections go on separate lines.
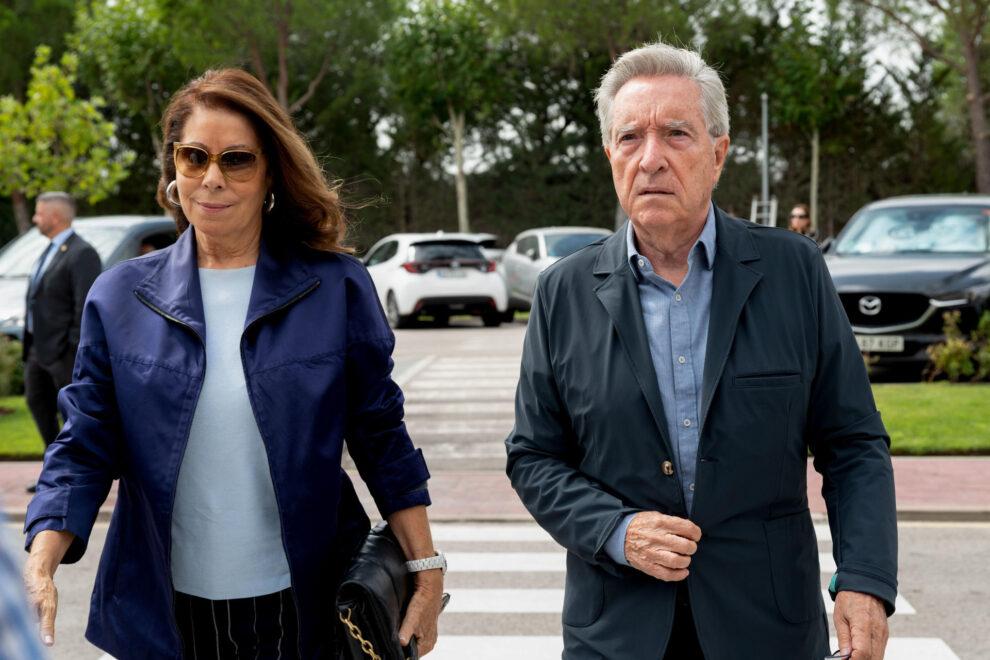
23, 192, 101, 489
506, 41, 896, 659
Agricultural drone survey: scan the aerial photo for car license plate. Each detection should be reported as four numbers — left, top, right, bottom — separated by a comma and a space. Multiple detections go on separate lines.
435, 269, 466, 278
855, 334, 904, 352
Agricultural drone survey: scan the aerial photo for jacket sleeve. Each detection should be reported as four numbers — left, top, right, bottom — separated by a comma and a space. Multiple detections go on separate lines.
805, 251, 898, 615
505, 284, 640, 576
23, 293, 121, 563
343, 269, 430, 518
68, 244, 102, 350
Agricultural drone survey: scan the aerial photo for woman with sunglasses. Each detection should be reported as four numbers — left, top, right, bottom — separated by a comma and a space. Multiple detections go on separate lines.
23, 69, 445, 659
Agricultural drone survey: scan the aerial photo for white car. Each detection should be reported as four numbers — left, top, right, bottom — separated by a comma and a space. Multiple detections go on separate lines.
363, 232, 509, 328
0, 215, 176, 341
501, 226, 612, 311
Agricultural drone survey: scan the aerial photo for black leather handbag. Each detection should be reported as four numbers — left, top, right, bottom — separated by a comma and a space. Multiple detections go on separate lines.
336, 522, 418, 660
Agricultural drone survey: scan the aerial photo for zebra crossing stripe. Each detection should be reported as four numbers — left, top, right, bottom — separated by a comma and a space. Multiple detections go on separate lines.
446, 551, 837, 573
442, 588, 915, 615
432, 523, 555, 542
423, 637, 960, 660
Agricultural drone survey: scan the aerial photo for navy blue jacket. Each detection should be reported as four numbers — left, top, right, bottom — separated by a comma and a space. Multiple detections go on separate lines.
25, 227, 430, 659
506, 210, 897, 659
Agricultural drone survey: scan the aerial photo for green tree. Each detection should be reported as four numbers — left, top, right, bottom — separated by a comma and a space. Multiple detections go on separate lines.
0, 46, 135, 233
0, 0, 76, 100
855, 0, 990, 192
384, 0, 508, 233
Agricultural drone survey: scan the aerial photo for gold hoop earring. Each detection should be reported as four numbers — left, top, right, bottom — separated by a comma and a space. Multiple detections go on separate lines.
265, 192, 275, 213
165, 180, 182, 208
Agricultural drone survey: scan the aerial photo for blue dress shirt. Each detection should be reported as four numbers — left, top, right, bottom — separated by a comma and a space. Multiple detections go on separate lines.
605, 204, 716, 566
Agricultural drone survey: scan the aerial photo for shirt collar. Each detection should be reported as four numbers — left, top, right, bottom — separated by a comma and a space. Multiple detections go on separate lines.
626, 203, 718, 277
48, 226, 74, 249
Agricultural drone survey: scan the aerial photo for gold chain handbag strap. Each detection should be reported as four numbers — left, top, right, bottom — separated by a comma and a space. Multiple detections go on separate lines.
338, 608, 383, 660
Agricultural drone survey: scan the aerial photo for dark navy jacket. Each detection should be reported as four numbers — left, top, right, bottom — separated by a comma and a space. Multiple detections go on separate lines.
25, 227, 430, 659
506, 210, 897, 659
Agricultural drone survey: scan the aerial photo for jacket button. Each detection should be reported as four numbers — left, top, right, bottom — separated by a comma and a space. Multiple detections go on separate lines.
662, 461, 675, 476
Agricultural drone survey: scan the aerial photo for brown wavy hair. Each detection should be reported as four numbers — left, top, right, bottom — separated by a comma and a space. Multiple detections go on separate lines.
156, 68, 351, 253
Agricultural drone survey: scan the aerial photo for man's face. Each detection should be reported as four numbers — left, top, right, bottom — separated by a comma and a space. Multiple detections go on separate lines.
606, 75, 729, 239
32, 201, 63, 238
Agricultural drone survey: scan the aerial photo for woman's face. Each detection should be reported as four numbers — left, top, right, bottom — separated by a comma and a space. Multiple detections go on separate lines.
175, 105, 269, 244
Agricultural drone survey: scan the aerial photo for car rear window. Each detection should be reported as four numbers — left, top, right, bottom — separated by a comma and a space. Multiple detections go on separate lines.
410, 241, 485, 261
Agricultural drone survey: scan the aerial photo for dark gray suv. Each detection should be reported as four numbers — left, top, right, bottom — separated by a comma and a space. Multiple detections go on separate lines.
825, 195, 990, 368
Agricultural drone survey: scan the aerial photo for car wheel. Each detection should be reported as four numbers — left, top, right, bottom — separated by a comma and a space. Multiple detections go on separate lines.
501, 310, 516, 323
386, 294, 412, 329
482, 312, 501, 328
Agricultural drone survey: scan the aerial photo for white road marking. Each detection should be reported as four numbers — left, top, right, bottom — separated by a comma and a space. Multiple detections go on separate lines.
445, 551, 835, 573
443, 588, 915, 615
424, 637, 960, 660
431, 523, 557, 543
447, 552, 565, 572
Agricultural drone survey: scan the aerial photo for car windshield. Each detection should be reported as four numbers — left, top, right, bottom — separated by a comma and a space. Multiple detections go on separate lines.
545, 232, 608, 258
834, 205, 990, 255
0, 226, 128, 277
410, 242, 484, 261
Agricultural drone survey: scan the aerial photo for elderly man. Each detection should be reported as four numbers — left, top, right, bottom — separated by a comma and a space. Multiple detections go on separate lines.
23, 192, 101, 488
506, 41, 896, 659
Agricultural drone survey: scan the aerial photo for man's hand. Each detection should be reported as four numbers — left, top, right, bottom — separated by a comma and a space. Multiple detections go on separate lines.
624, 511, 702, 581
833, 590, 889, 660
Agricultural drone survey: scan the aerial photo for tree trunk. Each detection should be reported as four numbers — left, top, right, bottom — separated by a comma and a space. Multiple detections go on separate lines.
810, 127, 819, 233
962, 37, 990, 193
12, 190, 31, 235
275, 1, 291, 112
450, 106, 470, 233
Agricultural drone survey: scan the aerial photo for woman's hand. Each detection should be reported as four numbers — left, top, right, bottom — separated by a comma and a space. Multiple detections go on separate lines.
386, 505, 445, 655
23, 529, 75, 647
398, 569, 444, 655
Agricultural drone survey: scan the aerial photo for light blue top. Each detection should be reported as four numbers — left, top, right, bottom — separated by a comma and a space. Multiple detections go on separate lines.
605, 205, 716, 566
170, 266, 292, 599
26, 227, 74, 334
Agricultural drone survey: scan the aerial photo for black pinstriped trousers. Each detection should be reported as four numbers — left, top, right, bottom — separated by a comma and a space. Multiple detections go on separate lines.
174, 588, 301, 660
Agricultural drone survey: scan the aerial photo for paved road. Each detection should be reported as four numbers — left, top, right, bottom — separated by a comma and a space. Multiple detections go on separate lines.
6, 519, 988, 660
8, 318, 990, 658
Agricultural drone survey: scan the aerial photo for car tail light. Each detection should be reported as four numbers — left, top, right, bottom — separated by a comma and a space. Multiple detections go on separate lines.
402, 262, 426, 274
481, 261, 497, 272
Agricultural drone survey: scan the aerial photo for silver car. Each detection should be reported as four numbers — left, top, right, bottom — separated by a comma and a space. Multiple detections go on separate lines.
0, 215, 177, 341
501, 226, 612, 312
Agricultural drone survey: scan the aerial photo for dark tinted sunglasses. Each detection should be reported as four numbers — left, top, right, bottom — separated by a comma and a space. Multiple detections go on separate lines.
173, 143, 262, 182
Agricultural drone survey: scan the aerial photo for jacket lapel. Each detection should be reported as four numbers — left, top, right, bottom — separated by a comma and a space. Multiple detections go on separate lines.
700, 209, 762, 429
133, 229, 322, 340
133, 228, 207, 341
592, 226, 673, 454
36, 232, 75, 290
244, 234, 320, 330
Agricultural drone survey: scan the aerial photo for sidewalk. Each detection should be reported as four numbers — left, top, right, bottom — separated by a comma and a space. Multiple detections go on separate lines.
3, 457, 989, 524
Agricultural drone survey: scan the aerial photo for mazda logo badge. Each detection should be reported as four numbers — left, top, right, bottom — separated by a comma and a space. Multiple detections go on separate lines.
859, 296, 882, 316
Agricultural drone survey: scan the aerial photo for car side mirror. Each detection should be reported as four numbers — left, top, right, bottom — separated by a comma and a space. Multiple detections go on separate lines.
525, 247, 538, 260
819, 237, 834, 254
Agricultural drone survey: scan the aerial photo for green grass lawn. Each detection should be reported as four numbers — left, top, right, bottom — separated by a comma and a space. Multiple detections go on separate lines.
1, 383, 987, 458
0, 396, 45, 459
872, 382, 990, 455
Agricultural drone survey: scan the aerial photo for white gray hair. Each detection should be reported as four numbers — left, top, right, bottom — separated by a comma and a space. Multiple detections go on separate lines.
594, 41, 730, 148
37, 191, 76, 219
